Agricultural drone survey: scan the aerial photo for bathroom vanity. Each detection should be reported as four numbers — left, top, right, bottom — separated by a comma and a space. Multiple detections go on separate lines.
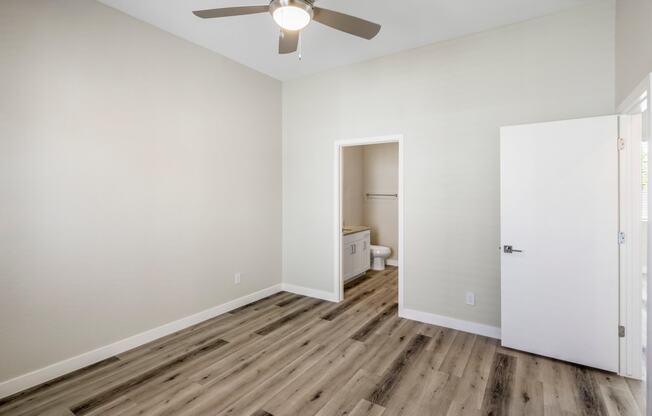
342, 226, 371, 281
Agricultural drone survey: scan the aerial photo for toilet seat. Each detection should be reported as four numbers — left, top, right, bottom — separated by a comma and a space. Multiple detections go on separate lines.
370, 245, 391, 256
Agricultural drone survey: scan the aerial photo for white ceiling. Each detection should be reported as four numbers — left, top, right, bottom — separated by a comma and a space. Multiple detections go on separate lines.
98, 0, 593, 80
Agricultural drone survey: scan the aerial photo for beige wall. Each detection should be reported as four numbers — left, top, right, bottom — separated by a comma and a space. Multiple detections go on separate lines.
282, 0, 615, 328
0, 0, 282, 383
342, 144, 399, 261
363, 144, 399, 261
616, 0, 652, 105
342, 147, 364, 227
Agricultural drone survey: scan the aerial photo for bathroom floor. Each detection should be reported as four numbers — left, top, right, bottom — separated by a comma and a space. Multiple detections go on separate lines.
0, 267, 644, 416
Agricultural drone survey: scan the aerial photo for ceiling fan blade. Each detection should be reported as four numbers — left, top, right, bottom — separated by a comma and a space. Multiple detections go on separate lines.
192, 6, 269, 19
312, 7, 381, 40
279, 29, 299, 54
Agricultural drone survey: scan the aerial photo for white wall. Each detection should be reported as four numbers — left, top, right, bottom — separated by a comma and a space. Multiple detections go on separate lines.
616, 0, 652, 105
282, 0, 615, 328
363, 143, 399, 261
0, 0, 281, 383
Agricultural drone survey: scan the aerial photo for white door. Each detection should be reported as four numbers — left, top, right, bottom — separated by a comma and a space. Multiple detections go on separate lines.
500, 115, 619, 372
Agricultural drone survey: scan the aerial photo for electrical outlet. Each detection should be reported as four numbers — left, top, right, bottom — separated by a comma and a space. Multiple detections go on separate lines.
234, 273, 242, 285
465, 292, 475, 306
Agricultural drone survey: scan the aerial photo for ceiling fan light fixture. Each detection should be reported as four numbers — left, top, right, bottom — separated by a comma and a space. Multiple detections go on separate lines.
192, 0, 381, 56
270, 0, 313, 31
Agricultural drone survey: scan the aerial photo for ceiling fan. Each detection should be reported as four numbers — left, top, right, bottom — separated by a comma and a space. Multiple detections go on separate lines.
192, 0, 381, 55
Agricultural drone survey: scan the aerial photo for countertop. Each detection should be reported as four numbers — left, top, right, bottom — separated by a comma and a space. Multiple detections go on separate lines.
342, 226, 371, 236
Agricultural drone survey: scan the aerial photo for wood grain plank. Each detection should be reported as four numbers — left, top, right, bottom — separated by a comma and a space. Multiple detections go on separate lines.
349, 399, 386, 416
367, 334, 430, 406
361, 320, 422, 377
230, 292, 287, 314
537, 356, 582, 415
439, 332, 477, 377
351, 303, 398, 342
510, 353, 544, 416
36, 406, 76, 416
250, 411, 273, 416
625, 377, 645, 415
275, 295, 302, 307
174, 322, 334, 416
0, 357, 119, 408
383, 337, 458, 416
344, 272, 376, 291
448, 336, 498, 414
322, 288, 378, 321
481, 353, 516, 416
70, 339, 228, 415
255, 299, 325, 336
261, 339, 369, 416
572, 367, 609, 416
416, 371, 460, 415
314, 369, 380, 416
600, 385, 640, 416
215, 343, 332, 416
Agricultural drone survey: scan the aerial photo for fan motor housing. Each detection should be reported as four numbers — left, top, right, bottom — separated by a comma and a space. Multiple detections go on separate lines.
269, 0, 314, 19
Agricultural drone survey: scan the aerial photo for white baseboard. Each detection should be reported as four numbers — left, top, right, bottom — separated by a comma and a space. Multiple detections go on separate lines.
386, 259, 399, 267
400, 307, 501, 339
0, 284, 283, 400
281, 283, 338, 302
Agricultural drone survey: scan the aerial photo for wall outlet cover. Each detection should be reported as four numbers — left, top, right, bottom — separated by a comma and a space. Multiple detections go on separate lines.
465, 292, 475, 306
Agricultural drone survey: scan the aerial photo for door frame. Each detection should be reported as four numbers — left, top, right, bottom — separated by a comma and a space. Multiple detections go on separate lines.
617, 74, 651, 381
333, 135, 404, 307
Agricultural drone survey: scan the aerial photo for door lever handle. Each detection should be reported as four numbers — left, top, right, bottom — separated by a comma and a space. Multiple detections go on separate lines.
503, 245, 523, 254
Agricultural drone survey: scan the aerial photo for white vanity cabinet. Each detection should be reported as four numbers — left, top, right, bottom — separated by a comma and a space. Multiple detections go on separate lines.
342, 230, 371, 281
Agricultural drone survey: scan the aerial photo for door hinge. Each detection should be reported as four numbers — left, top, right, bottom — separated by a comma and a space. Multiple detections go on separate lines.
619, 325, 626, 338
618, 137, 625, 150
618, 232, 626, 245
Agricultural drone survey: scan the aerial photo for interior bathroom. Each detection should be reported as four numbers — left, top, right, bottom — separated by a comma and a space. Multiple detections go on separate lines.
341, 142, 399, 296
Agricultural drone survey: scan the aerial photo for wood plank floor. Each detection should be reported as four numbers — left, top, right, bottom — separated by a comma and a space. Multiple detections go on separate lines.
0, 267, 644, 416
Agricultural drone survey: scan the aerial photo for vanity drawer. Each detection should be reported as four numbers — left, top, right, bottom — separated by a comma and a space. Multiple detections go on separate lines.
343, 230, 370, 245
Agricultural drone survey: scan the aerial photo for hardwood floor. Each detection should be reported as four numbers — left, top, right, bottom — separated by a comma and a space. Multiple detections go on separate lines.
0, 267, 644, 416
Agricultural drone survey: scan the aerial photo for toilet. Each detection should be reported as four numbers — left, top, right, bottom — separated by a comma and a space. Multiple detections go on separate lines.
370, 245, 391, 271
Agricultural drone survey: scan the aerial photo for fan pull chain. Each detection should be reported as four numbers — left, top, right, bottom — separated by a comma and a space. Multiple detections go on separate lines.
298, 32, 302, 60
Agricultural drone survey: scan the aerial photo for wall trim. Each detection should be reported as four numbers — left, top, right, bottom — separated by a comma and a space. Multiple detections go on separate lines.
0, 284, 283, 400
400, 307, 501, 340
281, 283, 338, 302
386, 259, 399, 267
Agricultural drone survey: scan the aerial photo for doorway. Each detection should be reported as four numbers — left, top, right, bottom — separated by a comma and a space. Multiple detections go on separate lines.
619, 77, 651, 385
333, 135, 404, 307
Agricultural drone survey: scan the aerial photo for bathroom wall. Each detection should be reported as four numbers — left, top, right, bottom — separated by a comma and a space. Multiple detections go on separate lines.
0, 0, 281, 385
282, 0, 615, 329
363, 144, 399, 262
341, 144, 399, 262
341, 146, 365, 227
